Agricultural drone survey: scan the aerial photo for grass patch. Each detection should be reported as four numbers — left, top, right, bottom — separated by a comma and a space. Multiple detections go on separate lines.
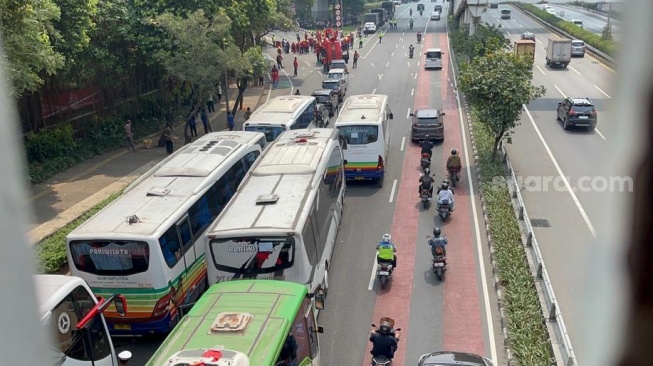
35, 190, 124, 273
471, 113, 554, 365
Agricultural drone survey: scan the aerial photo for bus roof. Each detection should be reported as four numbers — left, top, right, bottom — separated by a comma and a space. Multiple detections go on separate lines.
208, 128, 338, 233
335, 94, 388, 124
33, 274, 89, 317
67, 131, 264, 239
245, 95, 316, 126
145, 280, 307, 366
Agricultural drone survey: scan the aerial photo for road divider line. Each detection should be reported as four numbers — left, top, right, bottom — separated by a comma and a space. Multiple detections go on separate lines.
569, 65, 581, 75
594, 85, 612, 99
506, 31, 511, 36
363, 40, 379, 59
554, 84, 567, 98
595, 128, 607, 140
367, 258, 378, 290
378, 74, 383, 80
389, 179, 398, 203
536, 39, 543, 45
370, 63, 376, 68
372, 88, 376, 94
407, 60, 410, 67
400, 136, 406, 151
414, 73, 417, 80
391, 52, 395, 57
417, 61, 420, 67
406, 108, 411, 119
446, 26, 498, 364
386, 61, 390, 67
523, 105, 597, 237
395, 44, 398, 49
411, 88, 415, 96
536, 65, 546, 75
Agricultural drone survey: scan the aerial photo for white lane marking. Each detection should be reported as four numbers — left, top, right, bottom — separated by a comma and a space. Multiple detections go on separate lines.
414, 73, 417, 80
554, 85, 567, 98
363, 40, 379, 59
569, 65, 581, 75
264, 52, 293, 95
372, 88, 377, 94
265, 77, 272, 102
523, 105, 597, 237
407, 60, 411, 67
411, 88, 415, 96
400, 136, 406, 152
368, 258, 378, 290
417, 61, 420, 67
406, 108, 411, 118
378, 74, 384, 80
506, 31, 511, 36
371, 63, 376, 68
595, 128, 607, 140
389, 179, 398, 203
536, 65, 546, 75
536, 39, 543, 45
386, 61, 390, 67
303, 60, 311, 66
594, 85, 612, 99
446, 20, 498, 365
391, 52, 395, 57
395, 44, 399, 49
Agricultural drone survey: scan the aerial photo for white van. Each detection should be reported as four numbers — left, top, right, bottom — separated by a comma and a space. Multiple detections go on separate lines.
424, 48, 444, 70
571, 19, 583, 28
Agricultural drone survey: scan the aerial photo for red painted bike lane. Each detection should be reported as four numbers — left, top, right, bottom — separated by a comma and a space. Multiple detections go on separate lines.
363, 32, 486, 365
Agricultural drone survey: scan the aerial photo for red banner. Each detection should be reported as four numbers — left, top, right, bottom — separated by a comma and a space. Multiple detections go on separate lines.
40, 86, 100, 119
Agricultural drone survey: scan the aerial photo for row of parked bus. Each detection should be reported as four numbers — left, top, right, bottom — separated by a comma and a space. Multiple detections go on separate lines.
54, 93, 394, 366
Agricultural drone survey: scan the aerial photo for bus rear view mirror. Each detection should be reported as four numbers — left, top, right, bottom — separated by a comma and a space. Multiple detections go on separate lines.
314, 288, 325, 310
114, 295, 127, 317
317, 326, 324, 333
389, 112, 394, 119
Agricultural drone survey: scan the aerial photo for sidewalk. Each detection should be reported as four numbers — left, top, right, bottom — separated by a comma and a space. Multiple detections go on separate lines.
28, 84, 267, 246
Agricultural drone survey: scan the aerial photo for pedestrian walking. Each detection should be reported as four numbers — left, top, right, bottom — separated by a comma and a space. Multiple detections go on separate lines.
271, 66, 280, 89
188, 113, 198, 137
206, 93, 215, 113
217, 85, 222, 103
163, 124, 174, 154
353, 50, 360, 69
124, 119, 136, 151
244, 107, 252, 121
293, 57, 299, 76
277, 54, 284, 69
227, 112, 235, 131
359, 37, 363, 49
379, 32, 383, 44
200, 108, 210, 134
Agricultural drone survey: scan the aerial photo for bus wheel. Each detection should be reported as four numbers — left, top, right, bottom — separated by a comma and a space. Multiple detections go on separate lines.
377, 177, 384, 188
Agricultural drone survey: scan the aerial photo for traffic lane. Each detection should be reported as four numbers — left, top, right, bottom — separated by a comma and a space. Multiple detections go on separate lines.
548, 5, 621, 34
505, 119, 597, 366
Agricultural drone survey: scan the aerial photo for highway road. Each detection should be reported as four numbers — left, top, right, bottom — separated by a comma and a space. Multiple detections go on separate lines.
115, 2, 507, 365
540, 3, 621, 36
484, 5, 622, 364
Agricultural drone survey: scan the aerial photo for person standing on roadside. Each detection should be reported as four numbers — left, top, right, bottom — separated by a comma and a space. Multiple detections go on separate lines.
244, 107, 252, 121
200, 108, 210, 134
293, 57, 299, 76
227, 112, 235, 131
271, 65, 280, 89
188, 112, 198, 137
217, 84, 222, 104
206, 93, 215, 113
163, 123, 173, 154
353, 51, 360, 69
125, 119, 136, 151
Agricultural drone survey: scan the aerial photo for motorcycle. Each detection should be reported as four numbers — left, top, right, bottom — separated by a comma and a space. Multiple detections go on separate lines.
377, 261, 394, 289
409, 48, 414, 58
417, 33, 422, 43
409, 22, 414, 30
427, 235, 447, 280
370, 318, 401, 366
420, 187, 431, 208
420, 153, 430, 171
448, 168, 460, 188
438, 200, 451, 221
419, 10, 423, 16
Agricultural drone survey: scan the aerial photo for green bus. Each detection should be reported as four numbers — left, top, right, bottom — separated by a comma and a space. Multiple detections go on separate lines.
145, 280, 325, 366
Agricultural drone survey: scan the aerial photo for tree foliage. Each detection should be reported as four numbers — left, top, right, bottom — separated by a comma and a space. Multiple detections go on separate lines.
458, 51, 546, 159
450, 23, 509, 61
0, 0, 65, 96
50, 0, 98, 73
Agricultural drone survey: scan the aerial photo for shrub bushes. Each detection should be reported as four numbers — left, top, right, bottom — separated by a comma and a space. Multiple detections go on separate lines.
515, 4, 616, 56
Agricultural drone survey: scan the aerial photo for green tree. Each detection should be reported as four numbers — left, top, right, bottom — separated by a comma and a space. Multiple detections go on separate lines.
231, 46, 267, 114
154, 9, 248, 142
50, 0, 98, 75
458, 51, 546, 160
0, 0, 65, 96
450, 23, 509, 61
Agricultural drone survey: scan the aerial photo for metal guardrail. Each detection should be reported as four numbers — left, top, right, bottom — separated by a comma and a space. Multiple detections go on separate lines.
500, 144, 578, 366
514, 6, 616, 69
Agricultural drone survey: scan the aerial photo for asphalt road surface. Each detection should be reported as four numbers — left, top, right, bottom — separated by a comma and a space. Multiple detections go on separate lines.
484, 6, 621, 364
117, 2, 508, 364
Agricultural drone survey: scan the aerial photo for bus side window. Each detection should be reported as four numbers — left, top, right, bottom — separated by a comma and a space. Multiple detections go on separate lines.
301, 213, 319, 265
159, 227, 183, 267
176, 217, 194, 255
242, 151, 260, 170
189, 195, 212, 236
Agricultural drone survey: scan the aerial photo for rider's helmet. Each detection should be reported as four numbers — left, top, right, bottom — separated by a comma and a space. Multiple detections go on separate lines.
451, 148, 458, 156
382, 233, 392, 243
433, 227, 441, 236
379, 321, 393, 335
423, 167, 431, 176
441, 181, 449, 190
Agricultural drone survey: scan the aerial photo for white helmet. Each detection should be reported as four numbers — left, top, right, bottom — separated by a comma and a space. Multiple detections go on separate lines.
382, 234, 392, 242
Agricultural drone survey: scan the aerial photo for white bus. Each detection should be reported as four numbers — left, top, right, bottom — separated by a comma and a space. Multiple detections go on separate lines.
205, 128, 346, 303
65, 131, 267, 336
243, 95, 318, 142
334, 94, 393, 187
35, 274, 129, 366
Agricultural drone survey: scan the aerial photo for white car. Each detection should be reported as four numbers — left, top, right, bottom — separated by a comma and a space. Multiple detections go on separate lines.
430, 11, 441, 21
364, 22, 377, 34
546, 8, 557, 15
393, 0, 402, 5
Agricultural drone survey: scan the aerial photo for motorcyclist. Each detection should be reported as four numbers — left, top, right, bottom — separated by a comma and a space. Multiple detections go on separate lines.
409, 44, 415, 57
369, 321, 398, 361
436, 181, 455, 212
417, 31, 422, 42
418, 167, 435, 196
409, 18, 414, 29
410, 8, 413, 16
428, 227, 448, 259
376, 234, 397, 269
446, 148, 462, 181
420, 137, 434, 160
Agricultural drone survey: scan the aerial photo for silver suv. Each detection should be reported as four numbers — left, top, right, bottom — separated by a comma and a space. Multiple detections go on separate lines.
571, 40, 585, 57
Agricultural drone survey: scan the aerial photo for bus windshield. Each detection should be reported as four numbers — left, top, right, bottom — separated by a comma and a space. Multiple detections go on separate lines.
209, 236, 295, 275
337, 125, 379, 144
69, 240, 150, 276
501, 9, 511, 14
245, 125, 286, 142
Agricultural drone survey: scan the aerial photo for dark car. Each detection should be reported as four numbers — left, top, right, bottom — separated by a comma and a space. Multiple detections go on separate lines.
556, 97, 598, 131
321, 79, 345, 102
418, 351, 494, 365
410, 109, 446, 142
311, 89, 340, 117
417, 3, 425, 11
489, 3, 498, 8
434, 4, 442, 12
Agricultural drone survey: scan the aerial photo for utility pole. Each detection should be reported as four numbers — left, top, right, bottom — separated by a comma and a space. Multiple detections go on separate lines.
223, 70, 229, 132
